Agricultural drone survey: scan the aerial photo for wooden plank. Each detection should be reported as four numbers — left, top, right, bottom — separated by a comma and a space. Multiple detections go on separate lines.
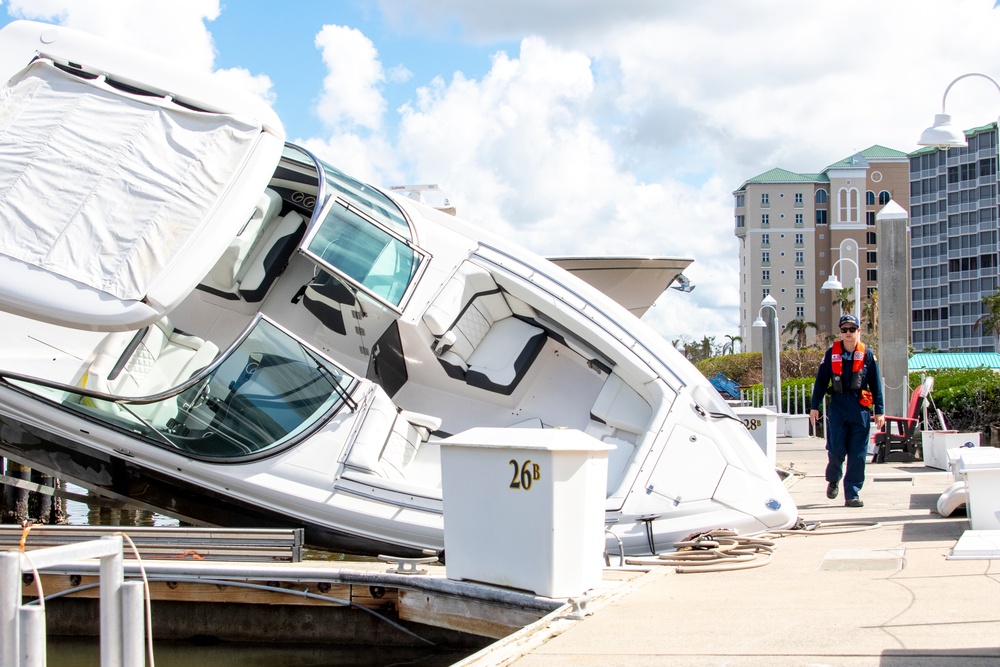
398, 589, 543, 639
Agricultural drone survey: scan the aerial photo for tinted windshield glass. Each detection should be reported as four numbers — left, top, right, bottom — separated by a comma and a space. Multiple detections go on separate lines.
321, 161, 411, 239
305, 202, 421, 307
16, 318, 355, 459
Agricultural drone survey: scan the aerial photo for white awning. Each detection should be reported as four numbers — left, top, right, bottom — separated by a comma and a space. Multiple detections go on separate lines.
0, 59, 261, 302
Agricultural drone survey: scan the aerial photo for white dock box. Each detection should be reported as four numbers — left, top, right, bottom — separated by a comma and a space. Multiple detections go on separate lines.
733, 407, 777, 466
957, 448, 1000, 530
439, 427, 610, 598
923, 431, 980, 470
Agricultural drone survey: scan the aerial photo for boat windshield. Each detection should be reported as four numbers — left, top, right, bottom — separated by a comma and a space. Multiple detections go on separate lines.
301, 163, 426, 311
10, 318, 356, 460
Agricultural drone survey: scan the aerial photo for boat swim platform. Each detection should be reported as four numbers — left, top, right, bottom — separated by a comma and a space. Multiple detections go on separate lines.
460, 435, 1000, 666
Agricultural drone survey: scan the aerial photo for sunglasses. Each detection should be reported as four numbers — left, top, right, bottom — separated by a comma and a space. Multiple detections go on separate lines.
841, 327, 858, 333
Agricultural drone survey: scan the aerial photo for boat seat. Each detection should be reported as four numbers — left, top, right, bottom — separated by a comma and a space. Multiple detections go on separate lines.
238, 210, 305, 302
81, 317, 219, 424
205, 189, 282, 292
344, 388, 441, 481
590, 373, 652, 436
198, 189, 306, 304
422, 262, 545, 395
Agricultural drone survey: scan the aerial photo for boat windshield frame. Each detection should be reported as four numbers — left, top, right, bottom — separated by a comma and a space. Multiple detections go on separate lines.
298, 156, 430, 314
0, 314, 359, 463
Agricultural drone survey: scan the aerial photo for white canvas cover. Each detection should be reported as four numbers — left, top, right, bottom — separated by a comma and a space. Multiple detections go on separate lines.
0, 59, 261, 301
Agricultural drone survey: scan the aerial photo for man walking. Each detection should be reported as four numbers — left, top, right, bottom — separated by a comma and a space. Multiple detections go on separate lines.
809, 314, 885, 507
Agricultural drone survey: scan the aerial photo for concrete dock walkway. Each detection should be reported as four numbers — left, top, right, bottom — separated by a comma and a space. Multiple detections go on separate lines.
468, 435, 1000, 666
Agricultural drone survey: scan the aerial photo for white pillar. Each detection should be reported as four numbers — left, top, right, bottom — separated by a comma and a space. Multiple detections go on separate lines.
2, 551, 20, 666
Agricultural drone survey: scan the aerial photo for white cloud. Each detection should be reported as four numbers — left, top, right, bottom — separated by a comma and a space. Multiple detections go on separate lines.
314, 24, 386, 132
358, 0, 1000, 345
6, 0, 275, 107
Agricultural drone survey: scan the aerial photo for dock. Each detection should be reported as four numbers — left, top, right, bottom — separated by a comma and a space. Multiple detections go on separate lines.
460, 435, 1000, 666
6, 434, 1000, 664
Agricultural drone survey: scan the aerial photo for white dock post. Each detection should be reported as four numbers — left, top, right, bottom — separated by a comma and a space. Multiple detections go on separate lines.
122, 581, 145, 667
19, 604, 45, 667
2, 551, 20, 666
99, 535, 124, 667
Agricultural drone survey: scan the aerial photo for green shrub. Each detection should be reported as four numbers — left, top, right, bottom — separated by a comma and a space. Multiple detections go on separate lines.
923, 368, 1000, 435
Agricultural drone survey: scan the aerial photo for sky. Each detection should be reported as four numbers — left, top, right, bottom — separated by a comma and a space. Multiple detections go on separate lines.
4, 0, 1000, 349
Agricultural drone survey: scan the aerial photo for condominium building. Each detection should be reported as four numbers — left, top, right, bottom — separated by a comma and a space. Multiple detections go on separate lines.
734, 146, 910, 352
909, 123, 999, 352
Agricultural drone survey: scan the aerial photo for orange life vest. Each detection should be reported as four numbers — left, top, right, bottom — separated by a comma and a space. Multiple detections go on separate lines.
831, 340, 865, 394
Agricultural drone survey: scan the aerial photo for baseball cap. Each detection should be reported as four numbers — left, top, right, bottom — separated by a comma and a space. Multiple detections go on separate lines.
839, 314, 860, 328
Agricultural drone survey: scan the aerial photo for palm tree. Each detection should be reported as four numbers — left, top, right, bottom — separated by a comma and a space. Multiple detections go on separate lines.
722, 334, 742, 355
862, 289, 879, 338
831, 286, 855, 317
975, 292, 1000, 344
783, 319, 818, 349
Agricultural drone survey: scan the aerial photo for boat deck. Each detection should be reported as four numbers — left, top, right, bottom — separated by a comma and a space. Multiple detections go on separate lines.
460, 435, 1000, 666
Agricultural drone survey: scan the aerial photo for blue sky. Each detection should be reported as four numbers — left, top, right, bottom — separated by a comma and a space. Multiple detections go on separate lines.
3, 1, 1000, 348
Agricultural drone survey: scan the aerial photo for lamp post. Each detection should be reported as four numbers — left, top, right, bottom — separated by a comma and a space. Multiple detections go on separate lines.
821, 257, 861, 321
752, 295, 781, 411
918, 73, 1000, 149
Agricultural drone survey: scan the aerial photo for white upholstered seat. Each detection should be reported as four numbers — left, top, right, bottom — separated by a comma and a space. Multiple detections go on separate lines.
422, 262, 545, 394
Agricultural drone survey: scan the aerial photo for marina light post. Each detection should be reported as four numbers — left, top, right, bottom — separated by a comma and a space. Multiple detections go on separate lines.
822, 257, 861, 321
917, 73, 1000, 150
753, 295, 781, 410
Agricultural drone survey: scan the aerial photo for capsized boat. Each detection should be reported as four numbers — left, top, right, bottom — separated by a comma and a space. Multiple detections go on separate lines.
0, 20, 795, 557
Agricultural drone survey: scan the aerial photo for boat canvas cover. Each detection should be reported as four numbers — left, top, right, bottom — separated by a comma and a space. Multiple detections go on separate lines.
0, 59, 261, 302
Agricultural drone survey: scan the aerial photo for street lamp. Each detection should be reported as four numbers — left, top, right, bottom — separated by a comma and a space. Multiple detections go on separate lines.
752, 295, 781, 410
918, 73, 1000, 149
821, 257, 861, 321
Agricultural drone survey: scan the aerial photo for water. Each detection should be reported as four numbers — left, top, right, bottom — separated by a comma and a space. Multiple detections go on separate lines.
42, 486, 477, 666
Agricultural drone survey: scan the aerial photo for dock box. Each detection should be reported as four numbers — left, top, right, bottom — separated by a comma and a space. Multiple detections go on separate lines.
957, 448, 1000, 530
924, 431, 980, 471
439, 427, 609, 598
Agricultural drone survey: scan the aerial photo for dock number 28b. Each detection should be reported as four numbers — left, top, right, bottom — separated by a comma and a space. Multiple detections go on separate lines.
509, 459, 540, 490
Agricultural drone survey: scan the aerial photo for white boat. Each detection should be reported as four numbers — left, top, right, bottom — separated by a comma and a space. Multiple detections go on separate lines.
0, 20, 795, 557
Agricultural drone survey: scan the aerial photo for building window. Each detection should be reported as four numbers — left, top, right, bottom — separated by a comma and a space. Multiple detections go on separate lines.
735, 193, 745, 207
816, 189, 828, 204
796, 269, 804, 281
866, 211, 875, 226
866, 231, 877, 244
761, 193, 769, 204
867, 268, 878, 281
762, 251, 770, 264
796, 288, 804, 299
795, 192, 803, 204
867, 251, 877, 263
796, 306, 804, 318
838, 187, 860, 223
816, 210, 828, 225
795, 213, 803, 225
795, 251, 804, 263
761, 233, 770, 245
762, 270, 770, 282
795, 233, 803, 245
763, 288, 770, 299
866, 190, 875, 206
761, 214, 769, 226
735, 215, 745, 228
878, 190, 891, 205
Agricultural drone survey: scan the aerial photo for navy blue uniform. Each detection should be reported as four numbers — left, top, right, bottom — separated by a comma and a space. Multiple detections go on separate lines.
810, 345, 883, 501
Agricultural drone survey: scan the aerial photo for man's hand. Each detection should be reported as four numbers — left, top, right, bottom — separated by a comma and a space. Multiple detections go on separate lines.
874, 414, 885, 430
